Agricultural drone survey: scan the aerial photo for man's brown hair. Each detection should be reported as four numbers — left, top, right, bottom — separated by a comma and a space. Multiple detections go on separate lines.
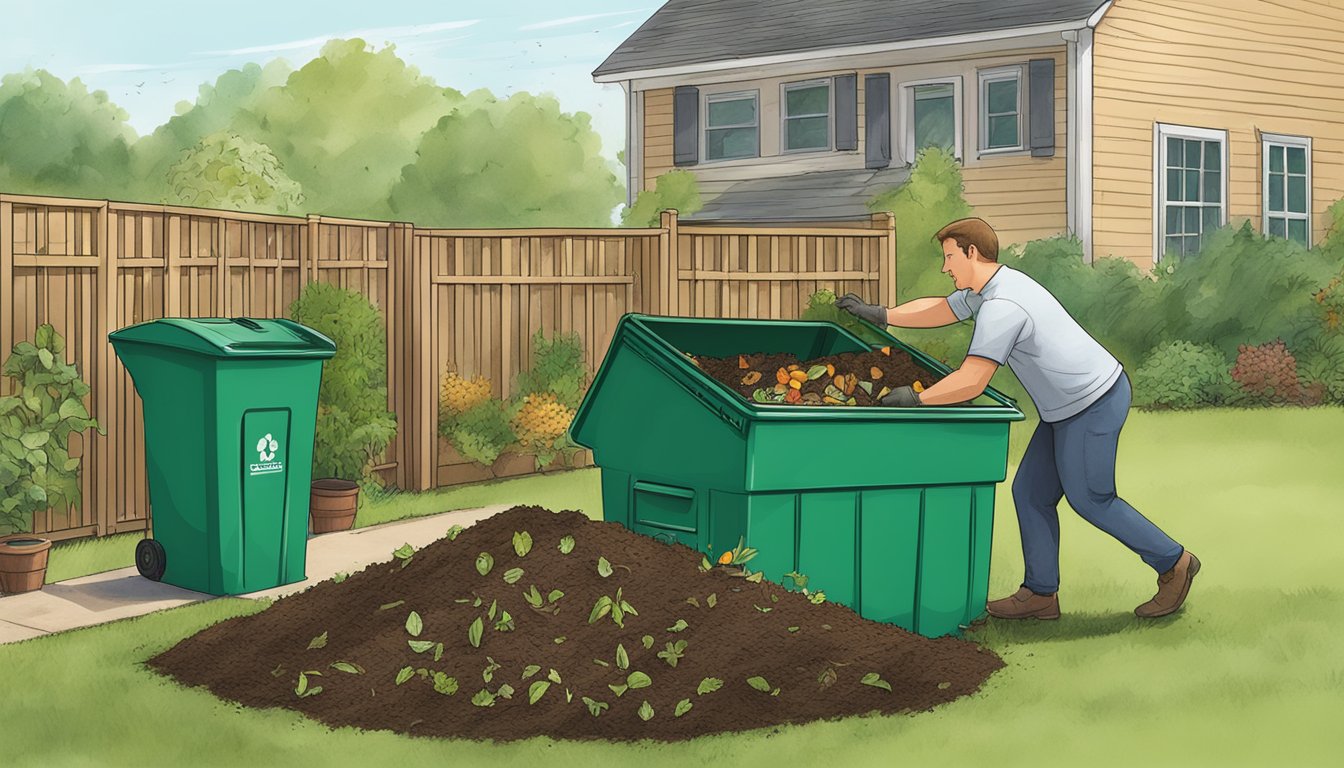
935, 217, 999, 262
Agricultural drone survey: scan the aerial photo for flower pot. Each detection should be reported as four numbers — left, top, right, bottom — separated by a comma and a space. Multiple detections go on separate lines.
310, 479, 359, 534
0, 534, 53, 594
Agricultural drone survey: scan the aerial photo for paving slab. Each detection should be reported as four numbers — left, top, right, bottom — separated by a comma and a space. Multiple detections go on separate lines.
0, 504, 512, 645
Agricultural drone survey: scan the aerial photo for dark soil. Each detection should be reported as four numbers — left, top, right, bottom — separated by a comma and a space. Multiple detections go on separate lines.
695, 348, 944, 407
149, 506, 1003, 743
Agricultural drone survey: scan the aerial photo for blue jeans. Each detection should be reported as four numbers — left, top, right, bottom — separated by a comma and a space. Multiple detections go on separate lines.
1012, 372, 1183, 594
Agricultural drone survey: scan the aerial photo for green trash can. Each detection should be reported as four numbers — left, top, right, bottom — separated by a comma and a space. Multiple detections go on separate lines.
569, 314, 1024, 638
109, 317, 336, 596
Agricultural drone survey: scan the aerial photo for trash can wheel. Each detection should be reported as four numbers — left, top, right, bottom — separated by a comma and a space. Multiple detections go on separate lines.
136, 538, 167, 581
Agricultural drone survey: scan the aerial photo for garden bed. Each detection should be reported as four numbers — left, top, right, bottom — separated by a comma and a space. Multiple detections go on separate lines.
149, 506, 1003, 743
694, 348, 943, 406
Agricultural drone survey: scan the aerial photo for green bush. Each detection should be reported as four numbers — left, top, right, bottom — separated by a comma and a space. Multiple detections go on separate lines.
0, 325, 104, 534
290, 282, 397, 489
513, 330, 589, 410
1132, 341, 1234, 410
441, 399, 517, 467
621, 169, 703, 227
868, 146, 973, 303
799, 288, 889, 345
1296, 334, 1344, 404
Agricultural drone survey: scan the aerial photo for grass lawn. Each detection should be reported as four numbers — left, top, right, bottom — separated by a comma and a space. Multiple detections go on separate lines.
6, 408, 1343, 766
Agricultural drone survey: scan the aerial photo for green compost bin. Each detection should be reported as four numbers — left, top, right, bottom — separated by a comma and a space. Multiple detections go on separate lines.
569, 314, 1024, 638
109, 318, 335, 596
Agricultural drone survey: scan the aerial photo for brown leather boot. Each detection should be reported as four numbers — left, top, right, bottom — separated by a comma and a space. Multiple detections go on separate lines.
986, 586, 1060, 620
1135, 550, 1201, 618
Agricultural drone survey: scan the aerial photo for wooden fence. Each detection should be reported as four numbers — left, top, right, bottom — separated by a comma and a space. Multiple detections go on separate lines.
0, 192, 896, 541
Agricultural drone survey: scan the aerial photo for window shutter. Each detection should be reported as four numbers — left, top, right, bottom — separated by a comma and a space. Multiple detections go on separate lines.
1029, 59, 1055, 157
834, 74, 858, 151
673, 86, 699, 166
864, 73, 891, 169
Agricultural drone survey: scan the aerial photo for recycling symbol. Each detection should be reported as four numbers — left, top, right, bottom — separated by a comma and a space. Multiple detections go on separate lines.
256, 434, 279, 462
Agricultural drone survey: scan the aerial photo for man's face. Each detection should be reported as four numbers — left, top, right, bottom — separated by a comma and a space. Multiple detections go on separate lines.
940, 239, 975, 290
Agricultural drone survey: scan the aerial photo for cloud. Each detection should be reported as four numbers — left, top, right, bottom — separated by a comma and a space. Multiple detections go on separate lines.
519, 9, 648, 31
197, 19, 481, 57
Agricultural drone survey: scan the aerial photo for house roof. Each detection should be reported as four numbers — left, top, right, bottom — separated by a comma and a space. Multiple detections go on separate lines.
685, 167, 913, 222
594, 0, 1108, 79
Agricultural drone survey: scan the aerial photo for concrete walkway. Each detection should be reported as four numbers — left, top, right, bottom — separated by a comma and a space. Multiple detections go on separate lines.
0, 504, 513, 645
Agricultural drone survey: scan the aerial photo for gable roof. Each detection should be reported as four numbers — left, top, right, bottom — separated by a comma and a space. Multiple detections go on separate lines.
594, 0, 1108, 79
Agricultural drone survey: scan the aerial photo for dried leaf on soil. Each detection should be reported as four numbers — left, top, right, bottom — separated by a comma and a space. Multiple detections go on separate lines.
747, 676, 771, 692
861, 673, 892, 692
513, 531, 533, 557
558, 535, 575, 554
405, 611, 423, 637
475, 552, 494, 576
638, 701, 654, 721
307, 631, 328, 650
674, 699, 693, 717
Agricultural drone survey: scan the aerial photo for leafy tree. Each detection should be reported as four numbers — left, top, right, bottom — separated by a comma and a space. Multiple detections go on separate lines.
620, 169, 701, 227
867, 146, 973, 303
389, 90, 624, 227
166, 131, 304, 213
0, 69, 135, 199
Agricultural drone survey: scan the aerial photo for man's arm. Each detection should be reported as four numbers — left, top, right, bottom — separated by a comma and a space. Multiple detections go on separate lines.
918, 355, 998, 405
885, 297, 960, 329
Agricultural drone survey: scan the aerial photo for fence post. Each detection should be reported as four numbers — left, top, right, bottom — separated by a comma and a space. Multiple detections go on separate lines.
872, 211, 897, 308
0, 197, 11, 398
95, 201, 116, 537
660, 209, 679, 316
401, 226, 435, 491
305, 214, 321, 285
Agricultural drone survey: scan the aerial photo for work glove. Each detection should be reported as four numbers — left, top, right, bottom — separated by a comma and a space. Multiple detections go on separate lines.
835, 293, 888, 327
880, 385, 922, 407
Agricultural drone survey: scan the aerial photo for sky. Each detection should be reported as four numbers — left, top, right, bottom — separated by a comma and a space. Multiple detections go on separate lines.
0, 0, 659, 166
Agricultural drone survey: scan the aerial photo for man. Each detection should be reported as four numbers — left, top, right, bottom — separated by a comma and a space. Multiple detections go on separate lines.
837, 217, 1199, 619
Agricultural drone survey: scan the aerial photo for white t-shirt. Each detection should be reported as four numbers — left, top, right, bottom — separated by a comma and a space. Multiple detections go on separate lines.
946, 265, 1122, 422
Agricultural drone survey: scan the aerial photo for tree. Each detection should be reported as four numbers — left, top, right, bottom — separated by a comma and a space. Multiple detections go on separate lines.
0, 69, 136, 199
620, 169, 702, 227
868, 146, 973, 303
166, 132, 304, 213
389, 90, 624, 227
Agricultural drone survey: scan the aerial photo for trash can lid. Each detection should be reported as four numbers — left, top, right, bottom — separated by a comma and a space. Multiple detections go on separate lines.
109, 317, 337, 359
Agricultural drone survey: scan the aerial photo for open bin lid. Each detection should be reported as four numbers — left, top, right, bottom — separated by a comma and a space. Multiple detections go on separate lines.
109, 318, 336, 359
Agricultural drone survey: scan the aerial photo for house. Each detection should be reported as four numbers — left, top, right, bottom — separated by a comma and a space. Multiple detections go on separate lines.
593, 0, 1344, 269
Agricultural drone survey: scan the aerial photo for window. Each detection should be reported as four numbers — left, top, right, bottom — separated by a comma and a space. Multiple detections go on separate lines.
1155, 124, 1226, 261
1262, 133, 1311, 246
705, 91, 759, 161
899, 78, 962, 163
978, 67, 1024, 152
781, 80, 831, 152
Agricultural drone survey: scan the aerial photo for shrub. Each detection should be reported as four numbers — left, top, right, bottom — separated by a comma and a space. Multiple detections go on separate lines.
440, 372, 492, 417
290, 283, 397, 489
511, 392, 576, 468
621, 169, 702, 227
440, 399, 517, 467
1230, 340, 1301, 405
514, 330, 589, 411
868, 146, 973, 303
1293, 334, 1344, 404
0, 325, 104, 534
1131, 341, 1234, 410
799, 288, 889, 345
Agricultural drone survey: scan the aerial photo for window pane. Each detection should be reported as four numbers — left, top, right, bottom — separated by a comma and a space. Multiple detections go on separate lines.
707, 127, 757, 160
915, 83, 955, 101
1185, 170, 1201, 201
1166, 206, 1182, 235
1288, 146, 1306, 174
708, 98, 755, 127
1202, 205, 1221, 234
914, 90, 955, 151
987, 114, 1018, 148
1203, 171, 1221, 204
1203, 140, 1220, 173
1165, 236, 1183, 258
1186, 140, 1204, 169
1269, 174, 1285, 212
1185, 206, 1202, 235
786, 116, 829, 150
1288, 175, 1307, 213
1270, 145, 1284, 173
1167, 169, 1183, 202
987, 78, 1017, 114
786, 85, 829, 117
1288, 218, 1308, 245
1168, 137, 1183, 167
1268, 217, 1286, 237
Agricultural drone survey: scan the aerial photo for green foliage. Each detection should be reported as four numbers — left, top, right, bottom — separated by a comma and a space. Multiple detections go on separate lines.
620, 169, 702, 227
0, 325, 104, 534
0, 69, 135, 199
1296, 334, 1344, 404
166, 132, 304, 213
389, 90, 623, 227
1131, 342, 1234, 410
441, 400, 517, 467
868, 146, 973, 303
289, 283, 396, 487
798, 289, 888, 345
514, 330, 589, 411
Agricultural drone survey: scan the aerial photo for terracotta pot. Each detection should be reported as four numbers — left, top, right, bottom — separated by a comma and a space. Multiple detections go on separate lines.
310, 479, 359, 534
0, 534, 52, 594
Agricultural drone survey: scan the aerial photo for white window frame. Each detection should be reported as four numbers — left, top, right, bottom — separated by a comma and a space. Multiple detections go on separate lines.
702, 90, 760, 163
897, 76, 963, 165
978, 65, 1026, 154
779, 79, 833, 154
1261, 132, 1312, 246
1152, 123, 1228, 263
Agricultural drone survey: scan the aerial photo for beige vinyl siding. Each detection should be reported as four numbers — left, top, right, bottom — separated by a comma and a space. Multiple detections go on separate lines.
1093, 0, 1344, 268
643, 88, 674, 192
962, 48, 1068, 248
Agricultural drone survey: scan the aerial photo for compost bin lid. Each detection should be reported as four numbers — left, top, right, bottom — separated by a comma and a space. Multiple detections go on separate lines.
108, 317, 336, 359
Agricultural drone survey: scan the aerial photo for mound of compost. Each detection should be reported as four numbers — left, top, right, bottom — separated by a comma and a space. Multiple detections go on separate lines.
694, 348, 945, 407
150, 506, 1002, 743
